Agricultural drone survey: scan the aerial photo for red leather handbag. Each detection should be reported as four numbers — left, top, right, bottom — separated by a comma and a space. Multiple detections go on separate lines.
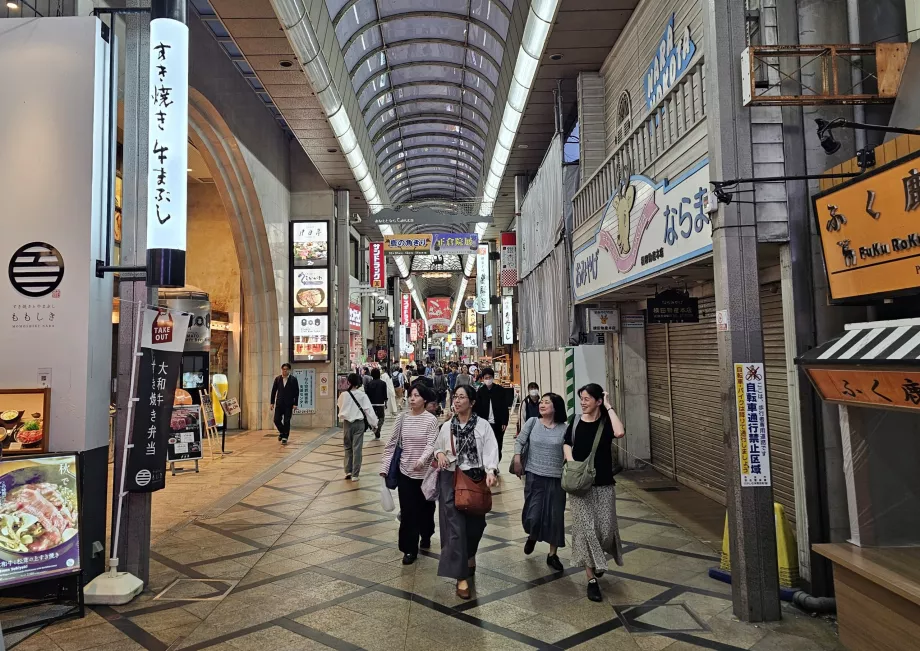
450, 426, 492, 516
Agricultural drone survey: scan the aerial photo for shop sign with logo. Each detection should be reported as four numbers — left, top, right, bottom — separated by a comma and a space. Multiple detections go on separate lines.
466, 308, 476, 331
432, 233, 478, 255
292, 221, 328, 267
401, 293, 411, 324
475, 244, 490, 313
292, 368, 316, 414
813, 150, 920, 300
461, 332, 478, 347
645, 14, 696, 110
369, 241, 385, 288
806, 366, 920, 412
291, 220, 330, 362
485, 324, 493, 339
162, 296, 211, 351
572, 161, 711, 301
293, 269, 329, 315
8, 242, 64, 331
293, 316, 329, 362
383, 234, 433, 253
127, 308, 189, 492
426, 297, 451, 330
410, 320, 419, 342
501, 295, 514, 344
587, 308, 619, 332
500, 232, 518, 286
734, 363, 771, 488
647, 289, 699, 324
371, 296, 389, 321
349, 302, 361, 332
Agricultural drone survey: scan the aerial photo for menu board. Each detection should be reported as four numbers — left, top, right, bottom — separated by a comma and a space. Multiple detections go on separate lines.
0, 389, 50, 455
292, 221, 328, 267
167, 406, 203, 461
293, 268, 329, 315
293, 315, 329, 362
0, 454, 81, 588
290, 220, 331, 362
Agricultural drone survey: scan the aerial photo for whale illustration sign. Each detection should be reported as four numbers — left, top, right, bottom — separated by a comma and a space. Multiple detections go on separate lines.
572, 161, 712, 301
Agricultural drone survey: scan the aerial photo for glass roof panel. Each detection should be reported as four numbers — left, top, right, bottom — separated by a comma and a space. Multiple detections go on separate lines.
325, 0, 513, 204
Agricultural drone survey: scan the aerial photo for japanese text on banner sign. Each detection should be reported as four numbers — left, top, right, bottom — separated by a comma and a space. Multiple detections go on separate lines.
383, 234, 432, 253
734, 363, 771, 487
292, 369, 316, 414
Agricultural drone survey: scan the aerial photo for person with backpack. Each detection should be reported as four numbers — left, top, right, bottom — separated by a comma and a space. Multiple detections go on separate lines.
392, 367, 406, 409
562, 383, 626, 602
337, 373, 378, 480
365, 369, 389, 439
516, 382, 542, 437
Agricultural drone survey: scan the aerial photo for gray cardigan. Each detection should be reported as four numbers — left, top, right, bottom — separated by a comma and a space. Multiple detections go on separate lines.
514, 417, 566, 478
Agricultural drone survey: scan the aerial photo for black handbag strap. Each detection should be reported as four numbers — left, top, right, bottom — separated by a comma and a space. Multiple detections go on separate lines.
347, 390, 369, 426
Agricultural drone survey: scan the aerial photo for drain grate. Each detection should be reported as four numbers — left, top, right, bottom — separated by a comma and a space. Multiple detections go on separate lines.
615, 602, 709, 634
643, 486, 680, 492
152, 578, 238, 602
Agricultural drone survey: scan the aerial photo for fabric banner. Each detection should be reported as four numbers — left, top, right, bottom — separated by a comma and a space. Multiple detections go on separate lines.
432, 233, 478, 255
426, 297, 451, 329
500, 232, 518, 286
369, 241, 385, 288
127, 307, 189, 492
383, 234, 432, 252
475, 244, 490, 314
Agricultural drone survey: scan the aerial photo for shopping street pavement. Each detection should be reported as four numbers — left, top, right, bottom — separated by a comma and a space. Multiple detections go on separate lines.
19, 415, 844, 651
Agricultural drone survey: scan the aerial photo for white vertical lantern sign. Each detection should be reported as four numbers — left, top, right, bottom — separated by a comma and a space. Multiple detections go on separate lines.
146, 17, 189, 287
475, 243, 490, 314
501, 295, 514, 344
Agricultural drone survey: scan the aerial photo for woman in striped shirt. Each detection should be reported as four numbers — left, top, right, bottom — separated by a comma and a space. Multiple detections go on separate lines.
380, 383, 439, 565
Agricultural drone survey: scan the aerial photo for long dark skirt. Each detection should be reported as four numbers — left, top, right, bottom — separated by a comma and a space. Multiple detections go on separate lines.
437, 469, 486, 580
522, 472, 566, 548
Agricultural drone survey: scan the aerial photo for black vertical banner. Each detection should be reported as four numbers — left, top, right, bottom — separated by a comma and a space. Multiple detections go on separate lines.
126, 308, 188, 492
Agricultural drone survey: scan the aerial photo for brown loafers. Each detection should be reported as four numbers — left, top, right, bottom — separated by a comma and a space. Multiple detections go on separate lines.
456, 582, 471, 599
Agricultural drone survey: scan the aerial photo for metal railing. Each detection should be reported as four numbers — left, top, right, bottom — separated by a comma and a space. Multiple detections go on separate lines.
572, 60, 708, 231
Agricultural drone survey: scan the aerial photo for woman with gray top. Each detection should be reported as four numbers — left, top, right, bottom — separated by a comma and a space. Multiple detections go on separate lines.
512, 392, 568, 571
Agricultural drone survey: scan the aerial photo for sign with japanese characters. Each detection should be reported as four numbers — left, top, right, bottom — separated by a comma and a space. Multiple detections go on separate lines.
587, 308, 619, 332
475, 243, 491, 313
426, 297, 451, 332
432, 233, 478, 255
167, 405, 203, 461
401, 293, 411, 324
349, 302, 361, 332
0, 455, 81, 588
645, 14, 696, 110
502, 295, 514, 344
573, 161, 711, 301
293, 316, 329, 362
462, 332, 478, 347
647, 289, 699, 324
290, 221, 330, 363
146, 18, 189, 262
369, 241, 385, 288
813, 150, 920, 300
734, 363, 772, 488
293, 269, 328, 315
292, 221, 328, 267
292, 368, 316, 414
805, 367, 920, 412
126, 308, 189, 492
500, 232, 518, 286
383, 234, 433, 253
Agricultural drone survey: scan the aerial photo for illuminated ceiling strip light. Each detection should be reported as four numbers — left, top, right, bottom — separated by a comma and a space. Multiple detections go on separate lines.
269, 0, 385, 213
478, 0, 559, 218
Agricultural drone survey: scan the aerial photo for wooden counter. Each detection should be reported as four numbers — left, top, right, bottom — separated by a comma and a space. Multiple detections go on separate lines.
814, 543, 920, 651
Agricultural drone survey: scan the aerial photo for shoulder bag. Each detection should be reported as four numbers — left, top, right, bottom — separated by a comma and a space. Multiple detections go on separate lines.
561, 416, 605, 496
347, 390, 371, 433
384, 414, 404, 490
509, 417, 534, 476
451, 423, 492, 516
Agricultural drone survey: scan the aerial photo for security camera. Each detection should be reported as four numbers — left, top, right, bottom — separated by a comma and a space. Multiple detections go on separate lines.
351, 213, 362, 224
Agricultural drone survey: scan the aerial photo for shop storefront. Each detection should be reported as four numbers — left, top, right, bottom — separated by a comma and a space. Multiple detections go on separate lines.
798, 136, 920, 648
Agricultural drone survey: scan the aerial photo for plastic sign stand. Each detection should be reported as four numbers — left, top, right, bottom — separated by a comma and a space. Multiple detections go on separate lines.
84, 558, 144, 605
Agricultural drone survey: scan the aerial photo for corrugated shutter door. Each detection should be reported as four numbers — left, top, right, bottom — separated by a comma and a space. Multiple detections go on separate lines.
646, 324, 673, 475
668, 297, 726, 499
761, 283, 795, 523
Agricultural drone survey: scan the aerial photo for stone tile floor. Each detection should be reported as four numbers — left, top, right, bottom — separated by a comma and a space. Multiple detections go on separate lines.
16, 416, 844, 650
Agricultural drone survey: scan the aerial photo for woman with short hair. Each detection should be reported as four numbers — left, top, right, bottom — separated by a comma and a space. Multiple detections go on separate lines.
336, 373, 378, 480
563, 383, 626, 602
512, 392, 568, 571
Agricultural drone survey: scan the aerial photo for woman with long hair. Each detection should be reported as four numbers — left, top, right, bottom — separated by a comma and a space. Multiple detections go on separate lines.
563, 383, 626, 602
380, 384, 439, 565
432, 384, 499, 599
336, 373, 379, 480
512, 392, 568, 571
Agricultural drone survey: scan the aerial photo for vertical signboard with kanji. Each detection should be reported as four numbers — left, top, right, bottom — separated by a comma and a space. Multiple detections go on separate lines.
500, 232, 517, 286
369, 241, 385, 289
292, 368, 316, 414
290, 221, 330, 362
734, 363, 771, 487
146, 17, 189, 288
475, 244, 490, 314
401, 293, 411, 324
127, 308, 189, 492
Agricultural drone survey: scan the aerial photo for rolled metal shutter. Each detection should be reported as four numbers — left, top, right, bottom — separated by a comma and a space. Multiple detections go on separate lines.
761, 283, 795, 523
667, 297, 725, 498
646, 324, 673, 475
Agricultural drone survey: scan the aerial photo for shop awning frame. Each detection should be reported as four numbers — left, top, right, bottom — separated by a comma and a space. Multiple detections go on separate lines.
797, 318, 920, 368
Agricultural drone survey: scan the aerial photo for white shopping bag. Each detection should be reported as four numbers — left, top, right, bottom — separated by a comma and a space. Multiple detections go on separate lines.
380, 476, 395, 512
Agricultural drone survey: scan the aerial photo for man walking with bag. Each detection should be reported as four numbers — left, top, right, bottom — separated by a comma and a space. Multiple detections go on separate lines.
337, 373, 378, 480
270, 363, 299, 445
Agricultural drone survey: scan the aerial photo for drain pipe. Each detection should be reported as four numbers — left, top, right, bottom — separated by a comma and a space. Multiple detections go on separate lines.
792, 590, 837, 614
847, 0, 867, 151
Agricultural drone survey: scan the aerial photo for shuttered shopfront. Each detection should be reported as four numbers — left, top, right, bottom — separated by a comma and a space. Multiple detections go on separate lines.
644, 284, 796, 521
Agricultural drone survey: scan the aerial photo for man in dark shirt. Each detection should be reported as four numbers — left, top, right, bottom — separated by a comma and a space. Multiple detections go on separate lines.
474, 367, 510, 463
365, 368, 389, 439
270, 363, 299, 445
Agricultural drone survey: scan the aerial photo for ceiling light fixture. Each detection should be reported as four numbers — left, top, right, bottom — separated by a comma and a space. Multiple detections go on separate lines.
279, 60, 294, 68
6, 1, 18, 9
549, 53, 563, 61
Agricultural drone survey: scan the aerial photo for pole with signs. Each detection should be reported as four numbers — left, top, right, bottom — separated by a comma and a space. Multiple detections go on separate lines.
146, 0, 188, 288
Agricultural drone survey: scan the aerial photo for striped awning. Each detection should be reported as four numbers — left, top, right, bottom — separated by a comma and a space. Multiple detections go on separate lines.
798, 319, 920, 367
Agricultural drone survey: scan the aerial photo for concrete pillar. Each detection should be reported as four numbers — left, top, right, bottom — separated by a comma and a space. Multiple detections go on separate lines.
705, 0, 781, 622
617, 305, 650, 469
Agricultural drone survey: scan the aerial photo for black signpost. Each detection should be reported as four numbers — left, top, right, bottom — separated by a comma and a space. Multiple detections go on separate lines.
647, 289, 700, 324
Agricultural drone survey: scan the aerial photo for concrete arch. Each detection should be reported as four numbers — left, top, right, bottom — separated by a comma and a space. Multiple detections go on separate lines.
187, 88, 278, 430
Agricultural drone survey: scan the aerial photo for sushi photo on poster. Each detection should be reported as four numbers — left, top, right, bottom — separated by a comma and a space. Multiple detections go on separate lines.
0, 454, 80, 588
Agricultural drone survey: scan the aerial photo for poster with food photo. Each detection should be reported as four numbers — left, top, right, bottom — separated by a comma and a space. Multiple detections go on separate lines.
0, 455, 80, 588
0, 389, 50, 455
293, 269, 329, 315
293, 315, 329, 362
167, 406, 203, 461
292, 222, 329, 267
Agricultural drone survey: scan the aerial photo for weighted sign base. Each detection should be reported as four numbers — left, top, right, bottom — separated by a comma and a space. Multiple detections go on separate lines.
84, 559, 143, 605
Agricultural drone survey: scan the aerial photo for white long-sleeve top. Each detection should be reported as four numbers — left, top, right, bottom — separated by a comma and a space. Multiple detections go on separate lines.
337, 388, 379, 427
381, 373, 397, 415
434, 416, 499, 473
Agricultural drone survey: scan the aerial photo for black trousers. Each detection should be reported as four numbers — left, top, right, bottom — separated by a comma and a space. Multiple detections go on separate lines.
274, 404, 294, 438
397, 470, 435, 555
373, 406, 386, 437
491, 422, 505, 462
